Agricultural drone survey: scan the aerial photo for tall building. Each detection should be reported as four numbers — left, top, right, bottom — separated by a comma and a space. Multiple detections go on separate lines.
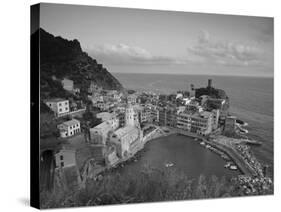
45, 98, 70, 117
150, 105, 158, 123
125, 105, 139, 127
57, 119, 81, 138
223, 116, 236, 136
157, 106, 177, 127
133, 105, 153, 124
117, 112, 126, 127
55, 148, 77, 169
177, 110, 213, 136
207, 79, 212, 88
158, 106, 168, 126
212, 109, 220, 130
166, 107, 177, 127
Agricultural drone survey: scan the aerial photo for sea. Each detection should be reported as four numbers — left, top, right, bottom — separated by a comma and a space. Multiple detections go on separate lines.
113, 73, 274, 175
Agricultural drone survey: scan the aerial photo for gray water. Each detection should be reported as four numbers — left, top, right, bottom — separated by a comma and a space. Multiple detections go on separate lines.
119, 134, 240, 178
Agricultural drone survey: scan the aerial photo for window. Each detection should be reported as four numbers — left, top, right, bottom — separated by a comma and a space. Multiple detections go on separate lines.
59, 108, 62, 112
61, 162, 64, 167
65, 102, 68, 105
65, 107, 68, 111
60, 155, 63, 160
59, 103, 62, 106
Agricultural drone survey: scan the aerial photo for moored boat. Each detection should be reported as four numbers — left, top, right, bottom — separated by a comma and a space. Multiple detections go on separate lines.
230, 165, 238, 170
165, 162, 174, 167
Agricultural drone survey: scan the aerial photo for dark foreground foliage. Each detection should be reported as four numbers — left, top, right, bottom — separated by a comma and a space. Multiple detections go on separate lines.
40, 166, 273, 209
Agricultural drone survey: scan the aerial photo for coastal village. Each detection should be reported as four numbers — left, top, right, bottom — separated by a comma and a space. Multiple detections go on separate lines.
40, 77, 272, 197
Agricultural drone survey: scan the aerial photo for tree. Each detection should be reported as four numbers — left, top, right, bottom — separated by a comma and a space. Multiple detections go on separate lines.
40, 112, 59, 138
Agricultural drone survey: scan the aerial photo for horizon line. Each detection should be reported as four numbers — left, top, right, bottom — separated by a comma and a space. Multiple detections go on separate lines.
111, 71, 274, 79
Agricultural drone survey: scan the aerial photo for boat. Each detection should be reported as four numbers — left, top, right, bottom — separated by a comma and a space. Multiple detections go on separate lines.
224, 162, 231, 168
221, 155, 230, 160
165, 162, 174, 167
200, 141, 205, 146
236, 119, 248, 127
230, 165, 238, 170
241, 139, 262, 146
236, 123, 249, 134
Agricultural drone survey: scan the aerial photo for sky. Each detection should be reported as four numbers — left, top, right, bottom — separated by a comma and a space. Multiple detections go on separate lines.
40, 3, 274, 77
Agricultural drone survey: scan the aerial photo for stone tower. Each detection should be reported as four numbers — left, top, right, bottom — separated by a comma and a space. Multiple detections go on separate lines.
190, 84, 195, 97
208, 79, 212, 88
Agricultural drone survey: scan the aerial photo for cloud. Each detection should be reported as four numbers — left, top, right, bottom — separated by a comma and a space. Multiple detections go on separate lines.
187, 30, 266, 67
250, 21, 273, 43
86, 43, 184, 65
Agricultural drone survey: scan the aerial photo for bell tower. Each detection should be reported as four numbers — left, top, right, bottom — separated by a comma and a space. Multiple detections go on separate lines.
125, 104, 139, 127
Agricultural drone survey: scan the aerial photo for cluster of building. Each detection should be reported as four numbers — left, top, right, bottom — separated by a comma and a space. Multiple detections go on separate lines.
150, 80, 229, 136
44, 78, 239, 189
45, 78, 87, 118
89, 104, 143, 161
88, 82, 124, 111
52, 103, 144, 176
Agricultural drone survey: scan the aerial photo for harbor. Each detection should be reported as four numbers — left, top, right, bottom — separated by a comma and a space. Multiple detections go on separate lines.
115, 133, 241, 179
90, 124, 266, 182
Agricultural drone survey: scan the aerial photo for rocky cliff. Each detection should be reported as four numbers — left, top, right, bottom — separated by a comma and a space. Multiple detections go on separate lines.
35, 28, 123, 99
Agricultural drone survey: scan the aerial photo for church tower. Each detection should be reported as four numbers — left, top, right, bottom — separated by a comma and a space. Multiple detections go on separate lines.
125, 104, 139, 127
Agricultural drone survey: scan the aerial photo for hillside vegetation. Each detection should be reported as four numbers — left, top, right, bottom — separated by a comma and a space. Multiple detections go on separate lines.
36, 28, 123, 100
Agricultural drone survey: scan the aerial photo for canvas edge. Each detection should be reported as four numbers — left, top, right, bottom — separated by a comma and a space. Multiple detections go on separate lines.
30, 3, 40, 209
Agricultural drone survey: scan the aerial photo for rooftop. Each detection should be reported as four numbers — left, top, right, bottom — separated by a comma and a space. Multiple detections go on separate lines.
200, 111, 212, 117
96, 112, 114, 121
60, 119, 80, 127
178, 110, 212, 119
62, 78, 73, 84
132, 104, 144, 111
92, 119, 114, 131
46, 98, 68, 103
113, 126, 138, 139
